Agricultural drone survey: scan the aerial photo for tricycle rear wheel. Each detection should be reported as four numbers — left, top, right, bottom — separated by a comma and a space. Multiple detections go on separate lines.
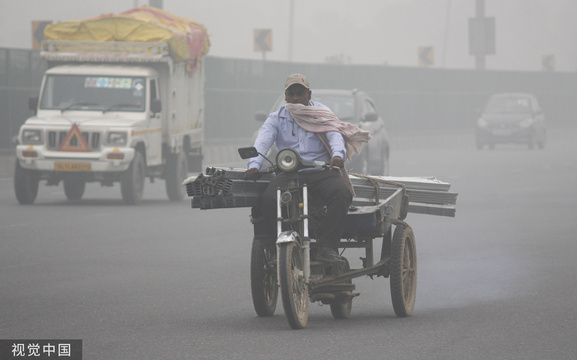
250, 238, 278, 317
330, 299, 352, 319
330, 259, 353, 319
390, 225, 417, 317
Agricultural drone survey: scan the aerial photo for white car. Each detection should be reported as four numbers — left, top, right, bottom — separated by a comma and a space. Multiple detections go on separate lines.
476, 93, 546, 150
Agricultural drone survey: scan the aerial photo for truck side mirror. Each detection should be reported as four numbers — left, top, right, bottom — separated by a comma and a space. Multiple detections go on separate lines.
151, 98, 162, 113
254, 111, 268, 122
29, 96, 39, 111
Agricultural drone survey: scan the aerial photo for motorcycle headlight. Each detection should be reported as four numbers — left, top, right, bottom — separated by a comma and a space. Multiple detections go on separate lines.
105, 131, 128, 146
21, 129, 43, 145
276, 148, 299, 172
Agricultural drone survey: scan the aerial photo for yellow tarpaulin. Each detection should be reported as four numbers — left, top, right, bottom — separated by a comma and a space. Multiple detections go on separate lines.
44, 6, 210, 73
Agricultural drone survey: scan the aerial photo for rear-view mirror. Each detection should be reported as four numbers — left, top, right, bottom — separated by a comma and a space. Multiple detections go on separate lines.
238, 147, 259, 159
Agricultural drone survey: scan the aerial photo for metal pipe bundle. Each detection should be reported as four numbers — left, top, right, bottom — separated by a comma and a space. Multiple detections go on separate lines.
184, 167, 269, 209
183, 168, 458, 217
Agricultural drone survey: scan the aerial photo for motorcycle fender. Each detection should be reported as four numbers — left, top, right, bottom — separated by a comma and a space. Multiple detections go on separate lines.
276, 230, 301, 244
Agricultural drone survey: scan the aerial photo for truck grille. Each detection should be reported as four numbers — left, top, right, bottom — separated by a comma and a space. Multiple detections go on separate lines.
47, 130, 101, 150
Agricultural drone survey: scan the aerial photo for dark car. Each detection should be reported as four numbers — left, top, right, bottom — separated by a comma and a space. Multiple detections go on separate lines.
254, 89, 390, 175
476, 93, 546, 150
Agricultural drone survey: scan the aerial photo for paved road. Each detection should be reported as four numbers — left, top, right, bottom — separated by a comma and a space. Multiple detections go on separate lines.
1, 125, 576, 360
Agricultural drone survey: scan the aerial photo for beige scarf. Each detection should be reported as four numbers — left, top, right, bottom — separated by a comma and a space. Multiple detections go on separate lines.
284, 102, 371, 161
285, 102, 372, 196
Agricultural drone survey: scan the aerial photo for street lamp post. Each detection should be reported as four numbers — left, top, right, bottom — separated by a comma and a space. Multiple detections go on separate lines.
475, 0, 485, 69
288, 0, 294, 62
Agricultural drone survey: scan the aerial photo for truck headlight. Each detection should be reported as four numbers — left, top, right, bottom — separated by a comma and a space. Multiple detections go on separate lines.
21, 129, 43, 145
105, 131, 128, 146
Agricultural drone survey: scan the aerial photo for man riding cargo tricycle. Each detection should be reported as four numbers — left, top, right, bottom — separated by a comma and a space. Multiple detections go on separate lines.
183, 74, 457, 329
184, 146, 457, 329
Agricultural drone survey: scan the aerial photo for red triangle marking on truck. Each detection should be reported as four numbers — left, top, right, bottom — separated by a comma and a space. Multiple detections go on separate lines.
58, 123, 90, 152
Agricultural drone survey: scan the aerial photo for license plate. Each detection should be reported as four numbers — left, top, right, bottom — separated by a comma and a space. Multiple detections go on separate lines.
492, 129, 511, 136
54, 162, 92, 172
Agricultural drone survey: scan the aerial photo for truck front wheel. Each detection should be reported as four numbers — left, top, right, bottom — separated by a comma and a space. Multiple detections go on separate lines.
121, 151, 145, 205
14, 161, 39, 205
165, 150, 188, 201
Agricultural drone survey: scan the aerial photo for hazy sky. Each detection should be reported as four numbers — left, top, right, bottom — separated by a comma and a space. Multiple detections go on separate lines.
1, 0, 576, 71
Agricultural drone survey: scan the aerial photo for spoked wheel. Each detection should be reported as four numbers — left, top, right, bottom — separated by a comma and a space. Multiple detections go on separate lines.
279, 242, 308, 329
390, 225, 417, 317
250, 238, 278, 317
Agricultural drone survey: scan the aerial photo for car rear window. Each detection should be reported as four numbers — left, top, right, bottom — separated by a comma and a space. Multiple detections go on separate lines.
485, 96, 532, 113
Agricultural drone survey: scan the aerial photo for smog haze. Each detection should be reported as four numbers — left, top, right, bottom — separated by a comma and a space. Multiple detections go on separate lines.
1, 0, 576, 71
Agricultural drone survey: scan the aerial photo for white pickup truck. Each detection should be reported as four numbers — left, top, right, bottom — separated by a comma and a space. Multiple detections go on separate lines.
14, 40, 205, 204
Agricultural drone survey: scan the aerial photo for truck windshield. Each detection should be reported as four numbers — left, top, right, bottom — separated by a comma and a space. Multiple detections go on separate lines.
39, 75, 146, 112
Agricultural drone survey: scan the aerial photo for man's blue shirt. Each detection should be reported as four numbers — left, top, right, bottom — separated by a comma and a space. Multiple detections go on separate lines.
247, 101, 346, 170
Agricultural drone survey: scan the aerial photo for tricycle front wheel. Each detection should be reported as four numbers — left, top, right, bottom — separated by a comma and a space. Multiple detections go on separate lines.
390, 225, 417, 317
279, 242, 308, 329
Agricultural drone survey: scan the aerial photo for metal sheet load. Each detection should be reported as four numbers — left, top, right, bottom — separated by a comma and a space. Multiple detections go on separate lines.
348, 175, 457, 217
184, 167, 458, 217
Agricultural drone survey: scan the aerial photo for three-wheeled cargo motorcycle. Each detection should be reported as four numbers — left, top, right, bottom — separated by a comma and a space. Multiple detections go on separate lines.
185, 146, 459, 329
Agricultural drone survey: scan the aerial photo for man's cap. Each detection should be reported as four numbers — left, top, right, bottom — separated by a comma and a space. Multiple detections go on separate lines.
284, 74, 310, 90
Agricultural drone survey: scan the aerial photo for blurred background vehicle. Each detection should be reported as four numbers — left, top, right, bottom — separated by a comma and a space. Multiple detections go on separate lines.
476, 93, 546, 150
254, 89, 390, 175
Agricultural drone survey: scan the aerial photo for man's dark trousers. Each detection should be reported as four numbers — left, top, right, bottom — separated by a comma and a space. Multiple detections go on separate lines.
252, 169, 352, 250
